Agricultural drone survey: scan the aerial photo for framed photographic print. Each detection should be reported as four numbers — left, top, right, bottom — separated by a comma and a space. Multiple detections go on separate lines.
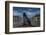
5, 1, 45, 34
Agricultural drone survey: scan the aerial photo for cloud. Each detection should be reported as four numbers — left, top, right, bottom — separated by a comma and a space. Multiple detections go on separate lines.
26, 10, 40, 18
13, 8, 40, 19
13, 10, 23, 17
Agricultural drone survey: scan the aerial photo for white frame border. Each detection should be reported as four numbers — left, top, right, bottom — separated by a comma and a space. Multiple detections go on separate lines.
9, 3, 44, 32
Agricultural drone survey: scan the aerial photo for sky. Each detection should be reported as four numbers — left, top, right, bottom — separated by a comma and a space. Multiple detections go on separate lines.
13, 7, 40, 18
